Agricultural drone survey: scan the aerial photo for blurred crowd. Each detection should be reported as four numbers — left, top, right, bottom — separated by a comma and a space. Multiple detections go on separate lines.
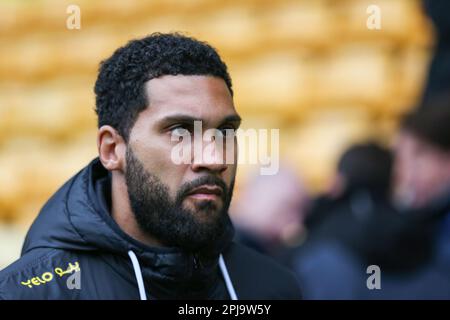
231, 0, 450, 299
232, 100, 450, 299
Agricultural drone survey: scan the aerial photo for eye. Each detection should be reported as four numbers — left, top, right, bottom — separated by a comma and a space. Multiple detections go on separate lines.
169, 125, 191, 138
219, 126, 237, 138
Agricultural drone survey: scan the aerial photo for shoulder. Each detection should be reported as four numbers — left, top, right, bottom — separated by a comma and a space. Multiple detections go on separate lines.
223, 242, 302, 300
0, 248, 82, 300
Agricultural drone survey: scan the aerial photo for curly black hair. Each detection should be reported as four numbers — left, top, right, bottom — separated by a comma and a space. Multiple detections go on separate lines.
94, 32, 233, 142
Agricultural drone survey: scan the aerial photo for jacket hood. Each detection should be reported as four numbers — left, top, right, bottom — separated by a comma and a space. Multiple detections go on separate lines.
22, 158, 235, 299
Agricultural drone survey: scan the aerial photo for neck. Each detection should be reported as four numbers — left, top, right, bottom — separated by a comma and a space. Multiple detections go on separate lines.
110, 172, 163, 248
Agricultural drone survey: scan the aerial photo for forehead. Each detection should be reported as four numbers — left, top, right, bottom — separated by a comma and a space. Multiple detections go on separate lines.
142, 75, 236, 124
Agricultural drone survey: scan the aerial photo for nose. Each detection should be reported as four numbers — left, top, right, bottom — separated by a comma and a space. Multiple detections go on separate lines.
190, 139, 228, 174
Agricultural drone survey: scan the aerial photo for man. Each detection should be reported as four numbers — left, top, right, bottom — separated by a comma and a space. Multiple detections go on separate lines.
0, 33, 301, 299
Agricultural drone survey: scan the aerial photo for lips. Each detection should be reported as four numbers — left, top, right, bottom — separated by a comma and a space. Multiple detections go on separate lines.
185, 185, 223, 200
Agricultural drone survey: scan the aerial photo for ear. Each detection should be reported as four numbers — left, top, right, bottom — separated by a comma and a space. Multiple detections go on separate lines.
97, 125, 127, 172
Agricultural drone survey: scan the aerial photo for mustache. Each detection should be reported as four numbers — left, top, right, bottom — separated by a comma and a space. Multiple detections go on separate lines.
177, 175, 229, 201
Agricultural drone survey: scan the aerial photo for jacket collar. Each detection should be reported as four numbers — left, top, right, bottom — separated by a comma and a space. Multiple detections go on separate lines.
84, 158, 234, 298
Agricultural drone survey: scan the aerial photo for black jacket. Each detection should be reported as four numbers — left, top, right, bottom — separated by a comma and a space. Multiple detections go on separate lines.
0, 159, 301, 300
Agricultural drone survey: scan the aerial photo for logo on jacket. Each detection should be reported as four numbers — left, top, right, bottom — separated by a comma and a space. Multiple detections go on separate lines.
20, 261, 81, 290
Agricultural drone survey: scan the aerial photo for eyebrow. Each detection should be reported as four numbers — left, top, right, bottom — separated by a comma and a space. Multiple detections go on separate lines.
156, 113, 242, 128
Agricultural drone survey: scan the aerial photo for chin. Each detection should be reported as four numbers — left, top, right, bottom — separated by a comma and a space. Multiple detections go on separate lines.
184, 202, 223, 221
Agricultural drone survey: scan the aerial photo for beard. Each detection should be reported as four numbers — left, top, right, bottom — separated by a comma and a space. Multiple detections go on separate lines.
124, 146, 234, 254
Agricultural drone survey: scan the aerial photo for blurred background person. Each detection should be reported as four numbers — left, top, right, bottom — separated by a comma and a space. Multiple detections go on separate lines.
305, 142, 394, 236
360, 101, 450, 299
293, 142, 408, 299
393, 100, 450, 212
293, 103, 450, 299
388, 102, 450, 293
230, 166, 310, 268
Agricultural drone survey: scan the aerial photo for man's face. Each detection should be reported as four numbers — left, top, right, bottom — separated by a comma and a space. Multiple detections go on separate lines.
393, 131, 450, 209
124, 75, 240, 252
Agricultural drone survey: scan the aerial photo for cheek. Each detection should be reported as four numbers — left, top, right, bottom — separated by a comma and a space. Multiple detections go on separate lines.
224, 163, 237, 186
422, 162, 448, 188
136, 141, 188, 195
409, 157, 446, 199
393, 158, 413, 188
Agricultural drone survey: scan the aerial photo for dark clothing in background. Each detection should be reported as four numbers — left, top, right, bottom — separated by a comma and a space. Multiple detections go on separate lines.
304, 191, 432, 272
234, 228, 299, 270
421, 0, 450, 104
294, 189, 450, 299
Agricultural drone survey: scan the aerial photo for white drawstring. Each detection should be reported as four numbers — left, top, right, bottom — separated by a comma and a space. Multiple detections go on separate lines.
219, 254, 238, 300
128, 250, 147, 300
127, 250, 238, 300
